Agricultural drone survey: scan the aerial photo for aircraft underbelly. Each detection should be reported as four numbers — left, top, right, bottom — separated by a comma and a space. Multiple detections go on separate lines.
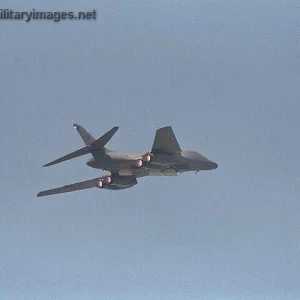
118, 167, 177, 177
95, 156, 136, 170
102, 175, 137, 190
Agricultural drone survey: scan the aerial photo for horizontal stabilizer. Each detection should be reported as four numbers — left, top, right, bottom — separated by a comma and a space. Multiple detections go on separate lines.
37, 177, 101, 197
43, 146, 90, 167
42, 125, 119, 167
90, 126, 119, 149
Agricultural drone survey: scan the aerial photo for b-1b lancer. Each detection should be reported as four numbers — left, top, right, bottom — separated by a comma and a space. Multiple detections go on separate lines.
37, 124, 218, 197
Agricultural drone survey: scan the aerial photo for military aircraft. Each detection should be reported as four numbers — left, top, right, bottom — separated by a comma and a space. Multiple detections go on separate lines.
37, 124, 218, 197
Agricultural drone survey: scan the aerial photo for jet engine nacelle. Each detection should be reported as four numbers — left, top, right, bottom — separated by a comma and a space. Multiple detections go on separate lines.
103, 175, 138, 190
96, 180, 103, 188
103, 176, 111, 184
142, 154, 151, 162
134, 159, 143, 167
96, 176, 111, 188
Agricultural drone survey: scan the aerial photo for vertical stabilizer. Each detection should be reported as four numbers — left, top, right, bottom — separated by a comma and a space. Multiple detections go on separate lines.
43, 124, 119, 167
73, 123, 96, 145
73, 123, 119, 149
151, 126, 181, 154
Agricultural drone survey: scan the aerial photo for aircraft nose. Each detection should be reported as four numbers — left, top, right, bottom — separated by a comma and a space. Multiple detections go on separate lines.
208, 161, 218, 169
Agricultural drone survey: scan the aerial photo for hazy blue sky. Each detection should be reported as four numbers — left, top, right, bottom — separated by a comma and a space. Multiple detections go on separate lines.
1, 1, 300, 299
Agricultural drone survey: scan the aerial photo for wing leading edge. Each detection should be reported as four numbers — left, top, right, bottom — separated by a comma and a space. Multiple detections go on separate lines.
37, 173, 139, 197
37, 177, 102, 197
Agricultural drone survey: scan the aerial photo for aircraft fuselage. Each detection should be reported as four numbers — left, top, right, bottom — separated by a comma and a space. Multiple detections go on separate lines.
86, 149, 218, 173
38, 124, 218, 197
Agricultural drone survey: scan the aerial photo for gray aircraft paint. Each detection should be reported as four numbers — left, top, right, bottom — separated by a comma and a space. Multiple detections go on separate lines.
37, 125, 217, 196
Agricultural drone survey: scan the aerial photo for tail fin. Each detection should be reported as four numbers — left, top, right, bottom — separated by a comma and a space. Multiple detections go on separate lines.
151, 126, 181, 154
73, 124, 96, 145
43, 124, 119, 167
90, 126, 119, 149
73, 123, 119, 148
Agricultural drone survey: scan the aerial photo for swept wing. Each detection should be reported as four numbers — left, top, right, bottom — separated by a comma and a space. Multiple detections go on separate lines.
43, 125, 119, 167
37, 177, 103, 197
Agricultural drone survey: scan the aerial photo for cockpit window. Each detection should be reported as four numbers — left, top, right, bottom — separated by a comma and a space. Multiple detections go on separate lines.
181, 150, 208, 161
